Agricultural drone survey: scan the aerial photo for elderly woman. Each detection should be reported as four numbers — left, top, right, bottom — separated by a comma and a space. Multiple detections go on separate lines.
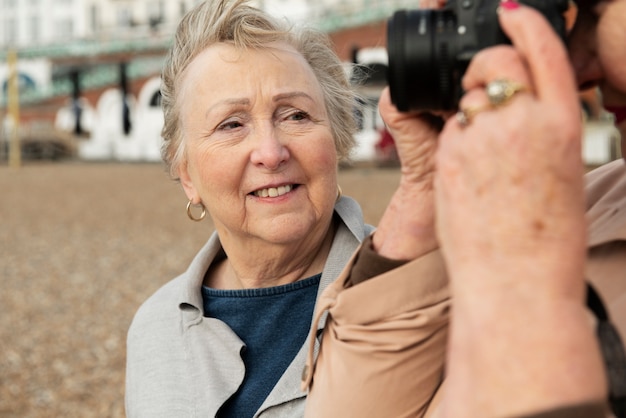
304, 0, 626, 417
124, 0, 378, 416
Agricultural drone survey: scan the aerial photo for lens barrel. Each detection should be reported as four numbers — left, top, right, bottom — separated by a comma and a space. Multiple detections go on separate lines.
387, 9, 459, 111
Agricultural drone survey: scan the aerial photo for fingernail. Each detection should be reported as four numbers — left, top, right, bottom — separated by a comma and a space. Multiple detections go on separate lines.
499, 0, 520, 10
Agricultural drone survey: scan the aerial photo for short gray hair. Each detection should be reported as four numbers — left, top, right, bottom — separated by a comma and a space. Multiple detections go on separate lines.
160, 0, 359, 179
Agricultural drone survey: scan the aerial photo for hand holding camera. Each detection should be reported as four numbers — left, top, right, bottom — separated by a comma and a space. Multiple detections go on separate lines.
387, 0, 569, 111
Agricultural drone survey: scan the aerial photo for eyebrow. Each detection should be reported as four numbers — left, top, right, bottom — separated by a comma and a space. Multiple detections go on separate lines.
205, 91, 316, 119
273, 91, 316, 103
205, 98, 250, 119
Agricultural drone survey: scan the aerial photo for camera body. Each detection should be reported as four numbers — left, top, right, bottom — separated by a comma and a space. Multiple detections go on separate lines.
387, 0, 569, 111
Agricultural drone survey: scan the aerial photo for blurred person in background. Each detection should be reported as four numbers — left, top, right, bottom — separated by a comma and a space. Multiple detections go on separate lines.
302, 0, 626, 417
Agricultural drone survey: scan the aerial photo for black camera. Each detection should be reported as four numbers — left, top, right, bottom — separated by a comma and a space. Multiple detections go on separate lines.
387, 0, 570, 111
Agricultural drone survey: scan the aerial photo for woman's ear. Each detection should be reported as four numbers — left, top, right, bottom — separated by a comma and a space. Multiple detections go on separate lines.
178, 162, 199, 204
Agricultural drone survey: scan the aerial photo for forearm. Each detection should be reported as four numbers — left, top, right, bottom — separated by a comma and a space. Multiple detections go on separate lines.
372, 179, 437, 261
442, 262, 608, 418
348, 178, 437, 286
372, 90, 441, 262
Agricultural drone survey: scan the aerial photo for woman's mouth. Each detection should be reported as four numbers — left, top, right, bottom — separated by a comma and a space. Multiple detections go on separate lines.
252, 184, 294, 198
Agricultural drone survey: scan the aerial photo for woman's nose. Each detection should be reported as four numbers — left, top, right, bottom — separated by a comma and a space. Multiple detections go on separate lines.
249, 124, 290, 170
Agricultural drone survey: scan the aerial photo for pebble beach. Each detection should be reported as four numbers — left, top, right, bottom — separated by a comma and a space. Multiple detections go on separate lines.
0, 161, 399, 417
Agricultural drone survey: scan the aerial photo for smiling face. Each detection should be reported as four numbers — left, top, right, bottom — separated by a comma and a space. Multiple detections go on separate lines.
177, 42, 339, 248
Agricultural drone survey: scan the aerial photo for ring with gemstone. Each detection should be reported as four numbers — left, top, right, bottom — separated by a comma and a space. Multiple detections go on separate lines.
486, 79, 529, 107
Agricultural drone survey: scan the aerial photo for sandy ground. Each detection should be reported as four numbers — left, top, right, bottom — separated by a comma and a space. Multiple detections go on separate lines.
0, 161, 400, 417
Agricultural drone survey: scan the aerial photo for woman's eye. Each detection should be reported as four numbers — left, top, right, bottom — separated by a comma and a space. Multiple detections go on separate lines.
287, 111, 310, 121
218, 120, 243, 130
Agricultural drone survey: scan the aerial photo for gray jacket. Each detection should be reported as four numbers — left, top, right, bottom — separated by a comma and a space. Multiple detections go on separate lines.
125, 196, 374, 417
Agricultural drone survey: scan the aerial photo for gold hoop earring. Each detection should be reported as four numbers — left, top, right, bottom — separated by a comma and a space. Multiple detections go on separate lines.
336, 185, 343, 203
186, 200, 206, 222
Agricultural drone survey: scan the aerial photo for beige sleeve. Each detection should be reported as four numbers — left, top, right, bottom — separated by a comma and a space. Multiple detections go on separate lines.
348, 234, 409, 286
303, 247, 449, 418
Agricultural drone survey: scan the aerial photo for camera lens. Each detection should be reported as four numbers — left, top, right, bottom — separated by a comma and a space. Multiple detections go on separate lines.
387, 9, 460, 111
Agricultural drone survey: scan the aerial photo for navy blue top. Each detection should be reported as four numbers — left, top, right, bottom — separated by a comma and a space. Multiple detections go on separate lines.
202, 274, 321, 418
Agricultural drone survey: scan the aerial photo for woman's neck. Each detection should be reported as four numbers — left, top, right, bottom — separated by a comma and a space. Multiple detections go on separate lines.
205, 220, 337, 290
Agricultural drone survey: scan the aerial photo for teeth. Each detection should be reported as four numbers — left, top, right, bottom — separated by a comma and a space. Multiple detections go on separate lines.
254, 185, 293, 198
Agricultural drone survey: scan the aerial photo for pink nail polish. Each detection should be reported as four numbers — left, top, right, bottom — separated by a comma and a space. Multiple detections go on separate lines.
499, 0, 520, 10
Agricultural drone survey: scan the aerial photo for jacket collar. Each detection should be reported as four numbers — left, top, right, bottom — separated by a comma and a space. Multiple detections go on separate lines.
171, 196, 371, 415
177, 195, 371, 326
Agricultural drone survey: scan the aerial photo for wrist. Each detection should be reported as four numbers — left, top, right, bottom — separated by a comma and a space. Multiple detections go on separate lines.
447, 296, 606, 418
373, 181, 437, 260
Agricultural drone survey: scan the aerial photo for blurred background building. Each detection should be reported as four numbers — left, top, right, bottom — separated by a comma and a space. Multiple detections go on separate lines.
0, 0, 417, 162
0, 0, 620, 164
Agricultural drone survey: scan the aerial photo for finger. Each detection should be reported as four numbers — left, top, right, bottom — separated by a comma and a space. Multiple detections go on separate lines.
379, 87, 418, 130
462, 46, 532, 92
379, 88, 444, 134
458, 88, 490, 109
497, 2, 579, 111
454, 88, 494, 127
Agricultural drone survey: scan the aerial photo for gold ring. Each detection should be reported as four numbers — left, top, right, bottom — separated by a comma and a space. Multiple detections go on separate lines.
456, 104, 492, 127
486, 79, 529, 107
